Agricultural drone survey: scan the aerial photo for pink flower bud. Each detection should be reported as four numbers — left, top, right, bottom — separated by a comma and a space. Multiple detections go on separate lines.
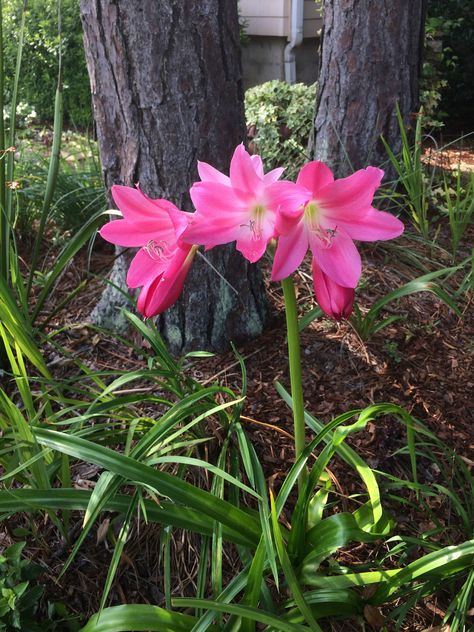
312, 260, 354, 320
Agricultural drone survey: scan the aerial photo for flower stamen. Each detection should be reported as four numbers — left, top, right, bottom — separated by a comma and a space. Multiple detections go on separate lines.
239, 220, 263, 239
311, 226, 337, 249
143, 239, 171, 261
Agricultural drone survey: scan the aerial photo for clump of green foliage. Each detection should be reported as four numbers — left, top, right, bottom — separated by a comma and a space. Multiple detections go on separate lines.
421, 16, 454, 127
245, 80, 316, 179
14, 130, 106, 233
2, 0, 91, 127
425, 0, 474, 125
0, 542, 44, 632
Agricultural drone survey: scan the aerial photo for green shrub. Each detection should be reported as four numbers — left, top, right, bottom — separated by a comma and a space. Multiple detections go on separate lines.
421, 16, 453, 127
426, 0, 474, 124
245, 80, 316, 179
2, 0, 91, 127
0, 542, 44, 632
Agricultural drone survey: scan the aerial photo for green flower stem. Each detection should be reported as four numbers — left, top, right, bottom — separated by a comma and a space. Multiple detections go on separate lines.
281, 275, 307, 489
0, 0, 7, 281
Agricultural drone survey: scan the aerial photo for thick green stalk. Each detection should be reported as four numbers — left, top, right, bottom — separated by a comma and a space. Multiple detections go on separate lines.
27, 83, 63, 299
27, 0, 63, 300
281, 276, 307, 489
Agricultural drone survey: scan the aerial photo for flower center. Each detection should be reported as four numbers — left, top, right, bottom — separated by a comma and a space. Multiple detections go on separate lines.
304, 201, 337, 249
143, 239, 173, 262
242, 204, 265, 240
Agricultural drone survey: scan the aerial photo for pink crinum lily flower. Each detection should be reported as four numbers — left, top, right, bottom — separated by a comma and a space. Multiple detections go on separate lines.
181, 144, 288, 263
99, 185, 195, 318
271, 162, 404, 288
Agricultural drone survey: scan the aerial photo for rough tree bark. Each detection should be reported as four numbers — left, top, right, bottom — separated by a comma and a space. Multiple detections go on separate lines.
80, 0, 267, 354
313, 0, 427, 177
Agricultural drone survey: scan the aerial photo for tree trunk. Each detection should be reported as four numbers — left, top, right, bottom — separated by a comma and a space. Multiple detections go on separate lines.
313, 0, 427, 177
80, 0, 267, 354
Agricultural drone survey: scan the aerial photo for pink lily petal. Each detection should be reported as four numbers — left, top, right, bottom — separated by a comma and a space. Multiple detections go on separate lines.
235, 233, 269, 263
272, 222, 308, 280
99, 218, 176, 248
111, 185, 172, 221
263, 166, 285, 184
100, 185, 196, 317
312, 260, 354, 320
311, 227, 361, 288
183, 180, 251, 247
296, 161, 334, 196
275, 209, 304, 236
317, 167, 384, 221
181, 212, 243, 246
102, 185, 182, 248
127, 246, 173, 288
229, 144, 263, 199
197, 160, 231, 185
139, 245, 195, 318
189, 181, 248, 217
267, 180, 308, 214
269, 159, 402, 287
140, 190, 184, 218
185, 145, 290, 261
235, 213, 275, 263
250, 154, 265, 178
137, 278, 160, 316
334, 208, 405, 241
166, 206, 192, 240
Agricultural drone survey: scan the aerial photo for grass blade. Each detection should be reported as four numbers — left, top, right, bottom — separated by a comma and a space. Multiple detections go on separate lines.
0, 276, 51, 377
99, 493, 139, 611
0, 0, 5, 279
3, 0, 27, 279
27, 5, 64, 297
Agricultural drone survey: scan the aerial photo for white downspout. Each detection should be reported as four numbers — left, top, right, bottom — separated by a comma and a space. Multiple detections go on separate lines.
284, 0, 304, 84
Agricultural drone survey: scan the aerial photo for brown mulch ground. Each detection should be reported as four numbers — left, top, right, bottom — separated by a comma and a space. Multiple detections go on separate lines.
422, 134, 474, 172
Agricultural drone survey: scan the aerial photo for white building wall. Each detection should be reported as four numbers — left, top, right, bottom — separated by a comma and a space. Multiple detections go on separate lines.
239, 0, 322, 87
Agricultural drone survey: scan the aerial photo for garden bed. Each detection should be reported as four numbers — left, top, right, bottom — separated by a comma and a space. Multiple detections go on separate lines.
5, 214, 471, 631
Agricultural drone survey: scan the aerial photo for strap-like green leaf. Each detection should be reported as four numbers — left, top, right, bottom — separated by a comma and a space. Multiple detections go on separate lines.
173, 599, 312, 632
32, 428, 261, 543
0, 488, 253, 547
300, 509, 393, 582
31, 209, 108, 323
0, 278, 51, 378
372, 539, 474, 602
80, 604, 211, 632
270, 493, 323, 631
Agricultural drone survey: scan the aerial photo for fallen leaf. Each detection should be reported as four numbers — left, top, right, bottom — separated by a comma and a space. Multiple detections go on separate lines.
96, 518, 110, 545
364, 604, 385, 629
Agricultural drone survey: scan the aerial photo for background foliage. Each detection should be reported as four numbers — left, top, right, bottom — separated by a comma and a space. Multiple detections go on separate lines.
245, 81, 316, 179
3, 0, 91, 128
426, 0, 474, 126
